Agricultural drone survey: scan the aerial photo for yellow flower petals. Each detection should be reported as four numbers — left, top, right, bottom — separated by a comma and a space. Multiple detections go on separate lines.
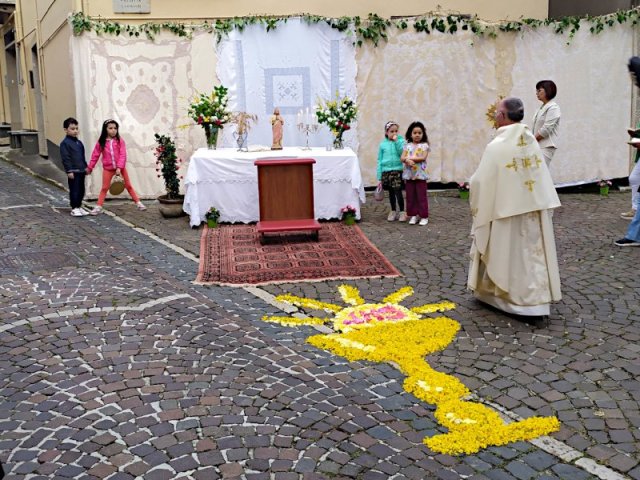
274, 294, 343, 313
261, 316, 327, 327
411, 301, 457, 314
261, 285, 561, 456
338, 284, 365, 306
382, 286, 414, 304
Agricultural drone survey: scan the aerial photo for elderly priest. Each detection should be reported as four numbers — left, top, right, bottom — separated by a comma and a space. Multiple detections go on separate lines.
467, 97, 561, 319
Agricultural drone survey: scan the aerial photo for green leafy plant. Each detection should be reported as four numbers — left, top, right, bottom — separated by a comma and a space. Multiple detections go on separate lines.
205, 206, 220, 222
154, 133, 181, 199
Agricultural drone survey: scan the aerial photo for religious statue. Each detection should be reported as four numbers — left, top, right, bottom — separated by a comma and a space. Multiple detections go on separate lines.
271, 107, 284, 150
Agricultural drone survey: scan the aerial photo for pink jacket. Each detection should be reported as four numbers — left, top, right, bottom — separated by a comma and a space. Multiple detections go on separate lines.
88, 138, 127, 171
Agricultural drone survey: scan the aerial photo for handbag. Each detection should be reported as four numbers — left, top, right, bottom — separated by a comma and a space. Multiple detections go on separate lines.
109, 174, 125, 195
373, 182, 384, 201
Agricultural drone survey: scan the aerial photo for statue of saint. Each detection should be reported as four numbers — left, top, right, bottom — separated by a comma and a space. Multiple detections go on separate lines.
271, 107, 284, 150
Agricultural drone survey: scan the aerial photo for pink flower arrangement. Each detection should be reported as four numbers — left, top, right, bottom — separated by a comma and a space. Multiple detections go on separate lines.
341, 205, 357, 218
458, 182, 470, 192
598, 179, 612, 187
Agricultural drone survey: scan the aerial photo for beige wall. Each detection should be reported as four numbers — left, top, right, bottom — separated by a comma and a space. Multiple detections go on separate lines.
40, 25, 75, 143
84, 0, 548, 22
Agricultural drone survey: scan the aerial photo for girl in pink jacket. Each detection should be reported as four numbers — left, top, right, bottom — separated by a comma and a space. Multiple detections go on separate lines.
87, 119, 146, 214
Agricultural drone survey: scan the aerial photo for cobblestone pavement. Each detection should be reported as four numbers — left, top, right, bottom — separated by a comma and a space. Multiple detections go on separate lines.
1, 149, 639, 480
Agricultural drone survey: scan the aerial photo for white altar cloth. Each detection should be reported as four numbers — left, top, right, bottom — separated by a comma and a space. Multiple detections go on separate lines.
183, 147, 365, 226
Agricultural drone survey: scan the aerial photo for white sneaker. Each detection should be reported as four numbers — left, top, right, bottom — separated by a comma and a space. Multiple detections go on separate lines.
136, 202, 147, 211
70, 208, 84, 217
408, 216, 418, 225
397, 212, 407, 222
419, 218, 429, 226
78, 208, 90, 216
90, 206, 102, 216
387, 210, 397, 222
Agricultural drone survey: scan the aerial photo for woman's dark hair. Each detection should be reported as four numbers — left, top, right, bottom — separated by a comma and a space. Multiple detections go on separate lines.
98, 119, 120, 150
405, 121, 429, 144
628, 57, 640, 88
535, 80, 557, 100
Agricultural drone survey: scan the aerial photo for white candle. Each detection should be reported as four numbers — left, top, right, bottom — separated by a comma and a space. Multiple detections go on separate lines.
305, 107, 310, 125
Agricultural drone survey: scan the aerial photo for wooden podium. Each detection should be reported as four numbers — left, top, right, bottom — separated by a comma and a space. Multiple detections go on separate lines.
254, 158, 321, 243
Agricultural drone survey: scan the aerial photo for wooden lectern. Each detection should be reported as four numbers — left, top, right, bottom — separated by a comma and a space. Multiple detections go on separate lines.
254, 158, 321, 244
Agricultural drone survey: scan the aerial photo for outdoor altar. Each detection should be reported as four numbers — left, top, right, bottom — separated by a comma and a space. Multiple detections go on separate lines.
183, 147, 365, 226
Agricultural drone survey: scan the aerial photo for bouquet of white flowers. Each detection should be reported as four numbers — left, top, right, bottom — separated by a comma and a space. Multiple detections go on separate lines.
316, 93, 358, 148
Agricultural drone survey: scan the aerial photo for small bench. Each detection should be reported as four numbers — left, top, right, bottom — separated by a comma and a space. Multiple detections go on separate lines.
257, 218, 321, 244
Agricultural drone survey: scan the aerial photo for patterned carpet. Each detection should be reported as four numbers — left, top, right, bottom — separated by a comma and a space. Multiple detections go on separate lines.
196, 223, 400, 286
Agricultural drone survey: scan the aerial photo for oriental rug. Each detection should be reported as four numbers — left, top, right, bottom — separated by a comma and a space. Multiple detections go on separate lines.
196, 223, 401, 286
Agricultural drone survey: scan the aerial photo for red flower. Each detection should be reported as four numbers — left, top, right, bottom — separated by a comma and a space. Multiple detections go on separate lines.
343, 124, 351, 131
197, 115, 204, 125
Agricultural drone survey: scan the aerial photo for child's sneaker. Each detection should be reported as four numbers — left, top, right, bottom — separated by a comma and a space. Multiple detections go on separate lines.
70, 208, 84, 217
408, 216, 418, 225
419, 218, 429, 226
136, 202, 147, 211
90, 206, 102, 216
387, 210, 397, 221
397, 212, 407, 222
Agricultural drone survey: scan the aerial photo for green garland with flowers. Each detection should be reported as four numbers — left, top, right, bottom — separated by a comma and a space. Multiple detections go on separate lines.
70, 8, 640, 46
316, 94, 358, 149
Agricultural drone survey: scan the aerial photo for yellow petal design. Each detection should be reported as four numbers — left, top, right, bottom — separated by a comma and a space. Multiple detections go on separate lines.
338, 285, 365, 306
262, 286, 560, 455
382, 286, 414, 304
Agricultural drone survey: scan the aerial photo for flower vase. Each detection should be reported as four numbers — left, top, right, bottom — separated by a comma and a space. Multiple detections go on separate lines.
343, 215, 356, 226
207, 218, 218, 228
203, 124, 219, 150
234, 131, 248, 151
333, 132, 344, 149
459, 190, 470, 200
600, 186, 609, 197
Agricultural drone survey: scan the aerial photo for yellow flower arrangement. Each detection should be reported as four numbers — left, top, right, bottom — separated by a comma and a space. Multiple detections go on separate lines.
262, 284, 561, 455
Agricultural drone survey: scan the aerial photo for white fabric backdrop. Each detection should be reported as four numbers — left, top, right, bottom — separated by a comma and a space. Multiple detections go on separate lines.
216, 18, 358, 151
70, 21, 633, 198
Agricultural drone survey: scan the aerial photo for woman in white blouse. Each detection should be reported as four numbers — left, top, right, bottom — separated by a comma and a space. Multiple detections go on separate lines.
532, 80, 561, 167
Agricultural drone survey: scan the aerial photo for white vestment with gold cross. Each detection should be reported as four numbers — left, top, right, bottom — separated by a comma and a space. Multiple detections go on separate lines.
468, 123, 561, 316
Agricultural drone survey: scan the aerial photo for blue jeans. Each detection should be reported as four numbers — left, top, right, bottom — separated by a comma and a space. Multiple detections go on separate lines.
626, 207, 640, 241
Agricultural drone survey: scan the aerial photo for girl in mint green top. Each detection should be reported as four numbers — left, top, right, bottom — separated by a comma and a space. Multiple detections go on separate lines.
377, 121, 406, 221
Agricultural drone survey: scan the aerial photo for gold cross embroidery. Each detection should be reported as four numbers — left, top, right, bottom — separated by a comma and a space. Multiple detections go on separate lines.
506, 160, 518, 171
534, 156, 543, 168
521, 156, 532, 169
517, 134, 528, 147
524, 180, 535, 192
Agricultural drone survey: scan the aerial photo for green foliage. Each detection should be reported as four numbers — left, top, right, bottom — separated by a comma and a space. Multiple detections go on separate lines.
70, 7, 640, 47
154, 133, 181, 199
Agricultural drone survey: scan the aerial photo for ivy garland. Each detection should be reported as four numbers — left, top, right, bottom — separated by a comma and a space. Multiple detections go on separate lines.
70, 7, 640, 46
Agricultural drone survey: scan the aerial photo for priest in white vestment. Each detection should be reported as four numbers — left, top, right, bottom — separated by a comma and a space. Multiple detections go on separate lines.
468, 97, 561, 317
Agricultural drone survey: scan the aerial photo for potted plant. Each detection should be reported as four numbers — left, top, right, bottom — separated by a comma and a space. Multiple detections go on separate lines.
231, 111, 258, 151
316, 93, 358, 149
188, 85, 232, 149
154, 133, 185, 218
341, 205, 357, 225
458, 182, 470, 200
205, 206, 220, 228
599, 179, 612, 197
